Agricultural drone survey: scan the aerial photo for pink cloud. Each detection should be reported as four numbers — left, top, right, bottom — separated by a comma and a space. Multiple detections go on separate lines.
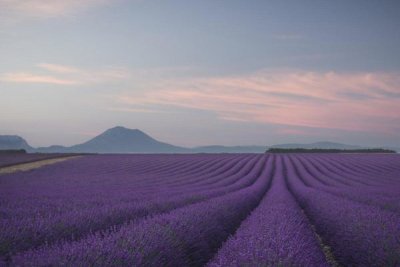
1, 63, 131, 85
0, 72, 78, 85
0, 0, 113, 19
37, 63, 80, 73
106, 107, 162, 114
118, 70, 400, 135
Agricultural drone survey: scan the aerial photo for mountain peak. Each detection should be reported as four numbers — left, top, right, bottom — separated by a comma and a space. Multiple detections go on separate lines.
102, 126, 148, 138
66, 126, 186, 153
107, 126, 140, 132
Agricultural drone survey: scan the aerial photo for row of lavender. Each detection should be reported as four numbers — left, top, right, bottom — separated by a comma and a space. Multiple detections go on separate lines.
208, 154, 400, 266
285, 155, 400, 266
0, 154, 267, 264
1, 153, 400, 266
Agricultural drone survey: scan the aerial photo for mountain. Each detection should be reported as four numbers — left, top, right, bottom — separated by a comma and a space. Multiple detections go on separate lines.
270, 141, 362, 150
0, 135, 34, 152
193, 145, 266, 153
66, 126, 189, 153
35, 127, 266, 153
3, 128, 398, 153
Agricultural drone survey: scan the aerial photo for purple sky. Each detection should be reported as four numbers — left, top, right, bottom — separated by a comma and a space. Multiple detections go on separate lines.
1, 0, 400, 147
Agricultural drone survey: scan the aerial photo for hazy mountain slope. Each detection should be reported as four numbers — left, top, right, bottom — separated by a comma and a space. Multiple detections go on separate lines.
0, 135, 34, 152
270, 141, 362, 150
192, 145, 266, 153
3, 128, 397, 154
67, 126, 188, 153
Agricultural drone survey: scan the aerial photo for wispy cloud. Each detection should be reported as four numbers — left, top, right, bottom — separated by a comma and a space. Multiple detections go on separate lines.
4, 63, 399, 136
106, 107, 163, 114
0, 0, 112, 19
0, 63, 130, 85
37, 63, 80, 73
116, 70, 400, 134
0, 72, 78, 85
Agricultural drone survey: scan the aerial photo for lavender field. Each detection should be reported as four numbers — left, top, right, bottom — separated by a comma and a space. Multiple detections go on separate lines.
1, 153, 400, 266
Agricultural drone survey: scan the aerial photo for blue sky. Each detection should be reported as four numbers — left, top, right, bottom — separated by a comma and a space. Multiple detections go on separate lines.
1, 0, 400, 147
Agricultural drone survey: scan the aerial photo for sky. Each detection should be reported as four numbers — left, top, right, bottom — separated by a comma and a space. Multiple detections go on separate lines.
1, 0, 400, 148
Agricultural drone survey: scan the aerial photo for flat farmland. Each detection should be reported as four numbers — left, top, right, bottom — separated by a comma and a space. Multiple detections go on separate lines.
1, 153, 399, 266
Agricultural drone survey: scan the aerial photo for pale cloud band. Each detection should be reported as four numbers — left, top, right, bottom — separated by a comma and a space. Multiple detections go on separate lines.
37, 63, 81, 74
0, 0, 112, 19
117, 70, 400, 135
2, 62, 399, 136
0, 72, 79, 85
0, 63, 130, 85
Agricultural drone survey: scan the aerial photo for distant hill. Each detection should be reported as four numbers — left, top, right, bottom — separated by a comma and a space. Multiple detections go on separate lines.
36, 126, 189, 153
68, 126, 189, 153
267, 148, 396, 153
2, 128, 398, 153
36, 127, 267, 153
192, 145, 266, 153
270, 141, 362, 150
0, 135, 33, 152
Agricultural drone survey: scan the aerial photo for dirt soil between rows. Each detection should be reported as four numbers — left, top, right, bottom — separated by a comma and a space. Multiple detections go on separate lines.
0, 156, 81, 175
